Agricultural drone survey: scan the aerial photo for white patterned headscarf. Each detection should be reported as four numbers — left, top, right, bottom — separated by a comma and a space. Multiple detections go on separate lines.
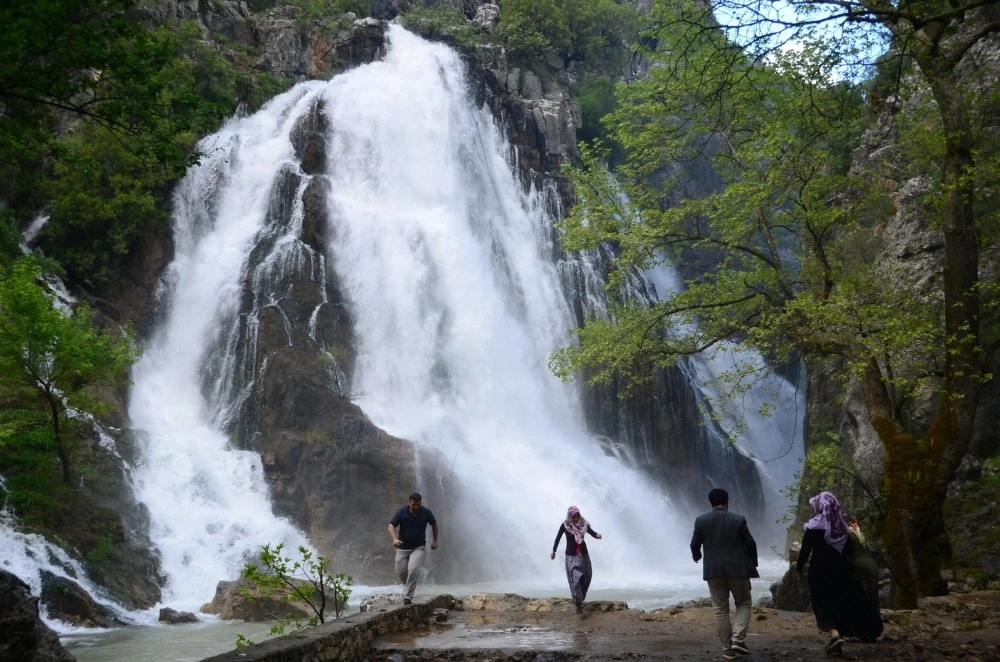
564, 506, 589, 544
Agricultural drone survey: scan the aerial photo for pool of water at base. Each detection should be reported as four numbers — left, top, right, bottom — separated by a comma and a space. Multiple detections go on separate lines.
61, 569, 785, 661
64, 618, 276, 662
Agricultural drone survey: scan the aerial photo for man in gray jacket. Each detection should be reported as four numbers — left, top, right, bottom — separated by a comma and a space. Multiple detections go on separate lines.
691, 488, 759, 660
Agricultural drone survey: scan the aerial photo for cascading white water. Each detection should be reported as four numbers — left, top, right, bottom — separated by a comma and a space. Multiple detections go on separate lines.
689, 345, 804, 515
319, 26, 688, 588
125, 84, 323, 612
124, 25, 695, 611
645, 265, 804, 545
0, 476, 131, 627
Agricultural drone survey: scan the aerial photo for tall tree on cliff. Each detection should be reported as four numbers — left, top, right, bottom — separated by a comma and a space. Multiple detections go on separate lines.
0, 257, 136, 484
553, 0, 999, 607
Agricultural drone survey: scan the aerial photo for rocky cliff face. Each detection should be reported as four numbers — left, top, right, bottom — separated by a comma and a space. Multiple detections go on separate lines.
801, 41, 1000, 516
0, 570, 75, 662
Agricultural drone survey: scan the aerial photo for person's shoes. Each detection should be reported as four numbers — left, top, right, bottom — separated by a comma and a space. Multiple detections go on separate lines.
722, 649, 737, 660
730, 641, 751, 655
403, 598, 412, 605
575, 604, 583, 614
825, 636, 844, 654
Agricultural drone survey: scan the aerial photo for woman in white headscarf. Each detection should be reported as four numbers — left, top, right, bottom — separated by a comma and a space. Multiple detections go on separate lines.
796, 491, 883, 654
550, 505, 602, 613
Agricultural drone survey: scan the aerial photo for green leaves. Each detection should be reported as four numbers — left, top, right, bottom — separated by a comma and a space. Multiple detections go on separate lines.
400, 4, 487, 51
0, 4, 234, 285
1, 2, 207, 169
556, 1, 944, 406
239, 542, 353, 645
499, 0, 639, 70
0, 256, 137, 482
39, 122, 172, 288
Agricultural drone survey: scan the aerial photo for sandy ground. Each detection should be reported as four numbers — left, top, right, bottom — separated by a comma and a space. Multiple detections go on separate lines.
368, 591, 1000, 661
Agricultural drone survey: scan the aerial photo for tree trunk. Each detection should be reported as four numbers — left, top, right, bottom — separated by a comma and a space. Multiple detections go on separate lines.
52, 403, 73, 484
875, 420, 950, 607
856, 360, 945, 607
869, 54, 986, 608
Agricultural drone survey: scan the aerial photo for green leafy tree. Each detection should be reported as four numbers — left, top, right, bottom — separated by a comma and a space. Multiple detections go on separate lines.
0, 418, 65, 522
499, 0, 638, 71
0, 2, 231, 280
499, 0, 570, 65
0, 1, 219, 175
0, 257, 137, 483
400, 4, 486, 51
573, 73, 620, 144
238, 542, 353, 645
661, 3, 1000, 605
39, 124, 171, 288
285, 0, 370, 26
555, 0, 1000, 607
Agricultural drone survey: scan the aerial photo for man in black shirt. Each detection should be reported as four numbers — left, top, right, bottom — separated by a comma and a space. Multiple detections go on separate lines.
387, 492, 440, 604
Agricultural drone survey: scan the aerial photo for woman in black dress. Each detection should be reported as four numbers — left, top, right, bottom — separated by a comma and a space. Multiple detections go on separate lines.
796, 491, 883, 654
551, 505, 602, 613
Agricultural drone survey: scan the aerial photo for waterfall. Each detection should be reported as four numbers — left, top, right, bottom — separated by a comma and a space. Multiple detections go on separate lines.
318, 26, 686, 586
123, 24, 692, 608
645, 265, 804, 545
1, 27, 802, 633
125, 82, 323, 610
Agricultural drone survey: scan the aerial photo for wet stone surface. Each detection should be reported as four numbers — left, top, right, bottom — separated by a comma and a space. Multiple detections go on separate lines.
365, 592, 1000, 661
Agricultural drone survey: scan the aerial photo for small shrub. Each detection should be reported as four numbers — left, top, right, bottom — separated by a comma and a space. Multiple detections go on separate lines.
237, 542, 353, 646
85, 535, 115, 564
400, 5, 485, 51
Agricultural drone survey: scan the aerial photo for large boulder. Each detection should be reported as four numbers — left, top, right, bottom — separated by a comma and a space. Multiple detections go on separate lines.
40, 572, 122, 629
769, 565, 812, 612
158, 607, 199, 624
0, 569, 76, 662
201, 579, 311, 622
